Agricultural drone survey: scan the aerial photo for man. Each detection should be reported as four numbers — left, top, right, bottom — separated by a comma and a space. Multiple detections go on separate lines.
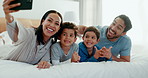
78, 15, 132, 62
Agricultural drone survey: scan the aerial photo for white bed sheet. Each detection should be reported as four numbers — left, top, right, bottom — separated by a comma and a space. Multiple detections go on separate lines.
0, 44, 148, 78
0, 50, 148, 78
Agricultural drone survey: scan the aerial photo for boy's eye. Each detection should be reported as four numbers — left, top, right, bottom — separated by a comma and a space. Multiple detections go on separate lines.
85, 36, 89, 38
70, 34, 73, 37
92, 37, 96, 39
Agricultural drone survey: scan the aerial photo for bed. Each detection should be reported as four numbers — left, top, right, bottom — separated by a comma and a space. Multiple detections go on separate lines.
0, 17, 148, 78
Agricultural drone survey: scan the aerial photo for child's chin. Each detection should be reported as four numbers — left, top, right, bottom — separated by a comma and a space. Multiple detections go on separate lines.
86, 45, 93, 48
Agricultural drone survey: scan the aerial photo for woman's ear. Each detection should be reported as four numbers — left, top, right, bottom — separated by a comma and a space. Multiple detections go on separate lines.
41, 20, 45, 25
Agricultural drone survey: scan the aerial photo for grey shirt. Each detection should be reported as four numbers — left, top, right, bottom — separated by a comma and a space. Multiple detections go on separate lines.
51, 42, 79, 65
4, 19, 52, 64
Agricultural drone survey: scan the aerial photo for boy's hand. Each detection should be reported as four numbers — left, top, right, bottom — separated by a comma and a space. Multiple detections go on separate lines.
94, 46, 102, 59
37, 61, 50, 69
71, 52, 80, 62
100, 46, 112, 59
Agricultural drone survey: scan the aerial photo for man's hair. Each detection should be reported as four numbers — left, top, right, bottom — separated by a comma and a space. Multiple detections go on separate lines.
58, 22, 78, 38
115, 14, 132, 32
83, 26, 100, 39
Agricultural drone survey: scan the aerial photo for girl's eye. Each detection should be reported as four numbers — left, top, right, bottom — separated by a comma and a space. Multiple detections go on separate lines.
63, 33, 66, 36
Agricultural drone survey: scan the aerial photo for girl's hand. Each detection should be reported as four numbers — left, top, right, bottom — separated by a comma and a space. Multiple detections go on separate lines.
71, 52, 80, 62
37, 61, 50, 69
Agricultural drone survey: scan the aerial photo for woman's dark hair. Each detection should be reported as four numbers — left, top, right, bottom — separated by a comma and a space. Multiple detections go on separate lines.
83, 26, 100, 40
58, 22, 78, 38
115, 14, 132, 32
35, 10, 63, 44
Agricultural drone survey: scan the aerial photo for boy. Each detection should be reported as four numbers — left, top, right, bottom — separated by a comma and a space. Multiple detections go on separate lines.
79, 26, 112, 62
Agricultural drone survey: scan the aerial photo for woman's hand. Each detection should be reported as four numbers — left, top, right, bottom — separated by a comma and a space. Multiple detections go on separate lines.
3, 0, 21, 22
37, 61, 50, 69
3, 0, 20, 14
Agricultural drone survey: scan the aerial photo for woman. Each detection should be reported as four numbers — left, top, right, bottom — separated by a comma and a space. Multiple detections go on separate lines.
2, 0, 63, 69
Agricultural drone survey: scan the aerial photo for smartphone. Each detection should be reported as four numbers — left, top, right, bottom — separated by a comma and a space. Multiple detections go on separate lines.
9, 0, 33, 10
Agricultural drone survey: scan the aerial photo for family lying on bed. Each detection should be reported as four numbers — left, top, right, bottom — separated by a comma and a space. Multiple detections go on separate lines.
2, 0, 132, 69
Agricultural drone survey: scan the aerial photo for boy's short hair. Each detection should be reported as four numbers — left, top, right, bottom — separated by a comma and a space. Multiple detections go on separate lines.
59, 22, 78, 38
83, 26, 100, 39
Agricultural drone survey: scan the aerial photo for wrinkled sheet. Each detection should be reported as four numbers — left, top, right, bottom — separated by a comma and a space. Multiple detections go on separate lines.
0, 44, 148, 78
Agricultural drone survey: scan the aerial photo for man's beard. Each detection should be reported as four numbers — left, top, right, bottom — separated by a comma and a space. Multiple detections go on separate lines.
107, 35, 121, 39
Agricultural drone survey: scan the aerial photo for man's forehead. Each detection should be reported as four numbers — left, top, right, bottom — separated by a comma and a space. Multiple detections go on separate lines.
114, 18, 126, 28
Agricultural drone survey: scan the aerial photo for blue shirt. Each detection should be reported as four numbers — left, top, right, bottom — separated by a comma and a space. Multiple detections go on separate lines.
96, 26, 132, 56
78, 42, 112, 62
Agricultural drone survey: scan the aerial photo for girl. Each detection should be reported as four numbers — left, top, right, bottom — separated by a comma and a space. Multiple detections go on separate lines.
51, 22, 80, 65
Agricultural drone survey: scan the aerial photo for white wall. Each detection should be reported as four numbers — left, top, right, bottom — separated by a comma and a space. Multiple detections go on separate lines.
102, 0, 148, 46
0, 0, 79, 24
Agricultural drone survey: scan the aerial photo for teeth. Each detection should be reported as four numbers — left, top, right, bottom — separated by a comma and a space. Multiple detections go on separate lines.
110, 29, 114, 35
47, 28, 53, 31
65, 40, 70, 43
87, 43, 92, 45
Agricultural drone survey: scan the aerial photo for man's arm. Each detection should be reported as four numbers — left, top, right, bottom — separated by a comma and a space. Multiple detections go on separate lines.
112, 56, 130, 62
77, 25, 87, 35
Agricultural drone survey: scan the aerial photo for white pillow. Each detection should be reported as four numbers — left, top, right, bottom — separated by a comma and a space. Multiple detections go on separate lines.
0, 38, 4, 46
0, 45, 14, 59
0, 31, 12, 45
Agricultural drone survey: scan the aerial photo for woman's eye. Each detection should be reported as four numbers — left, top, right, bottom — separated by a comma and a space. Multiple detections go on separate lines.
55, 23, 59, 26
48, 19, 52, 22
